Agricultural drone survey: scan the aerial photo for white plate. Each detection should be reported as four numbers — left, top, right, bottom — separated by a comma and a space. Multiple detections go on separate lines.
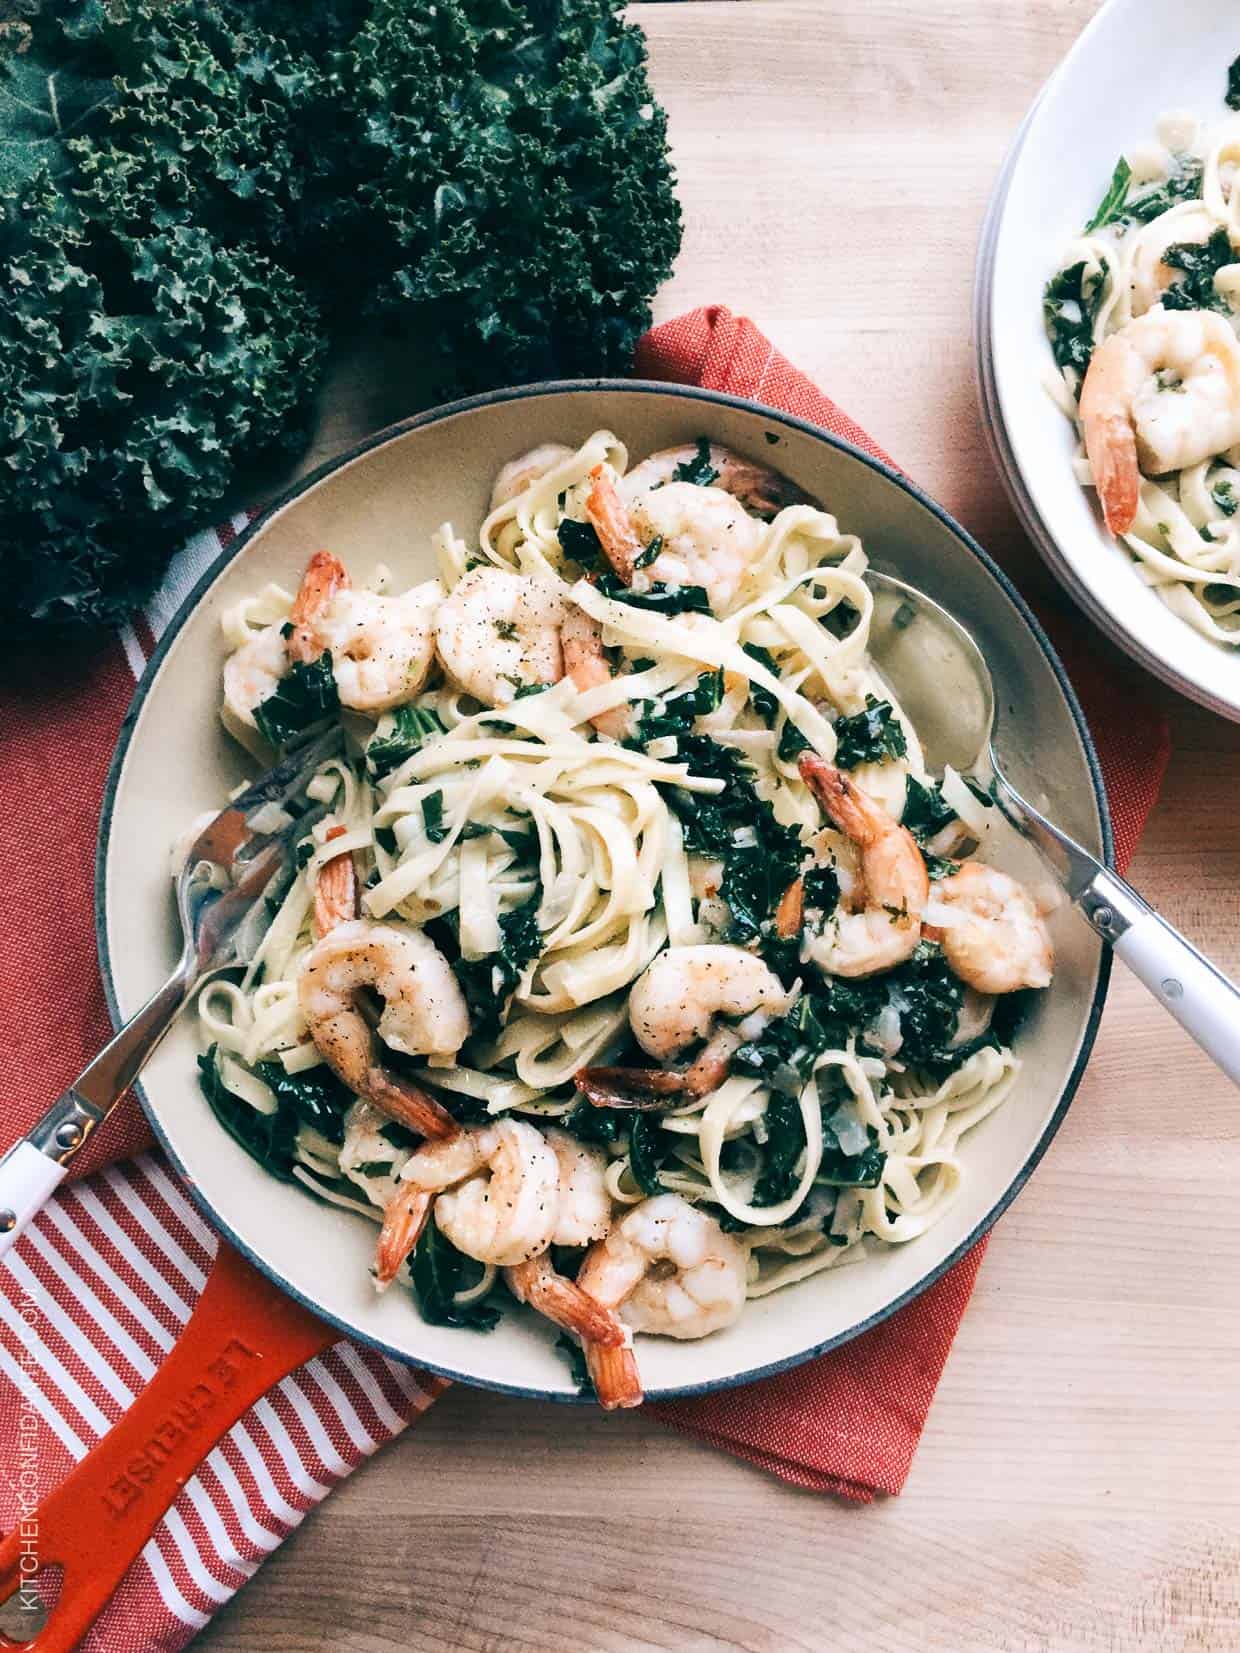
983, 0, 1240, 719
98, 383, 1110, 1402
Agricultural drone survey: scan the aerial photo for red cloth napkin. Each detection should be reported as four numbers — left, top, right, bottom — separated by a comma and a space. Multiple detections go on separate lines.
0, 306, 1170, 1647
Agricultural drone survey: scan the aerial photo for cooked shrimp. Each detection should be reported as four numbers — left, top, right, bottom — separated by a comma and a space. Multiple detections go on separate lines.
287, 550, 438, 714
298, 919, 466, 1138
624, 943, 792, 1099
543, 1127, 612, 1247
577, 1194, 748, 1408
400, 1119, 560, 1267
501, 1128, 624, 1345
1080, 305, 1240, 535
622, 444, 807, 519
313, 825, 358, 938
926, 863, 1053, 995
798, 753, 928, 978
560, 602, 629, 739
490, 443, 573, 510
434, 567, 565, 706
615, 443, 805, 614
581, 946, 792, 1106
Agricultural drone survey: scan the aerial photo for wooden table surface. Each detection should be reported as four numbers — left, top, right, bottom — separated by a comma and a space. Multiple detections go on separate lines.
198, 4, 1240, 1648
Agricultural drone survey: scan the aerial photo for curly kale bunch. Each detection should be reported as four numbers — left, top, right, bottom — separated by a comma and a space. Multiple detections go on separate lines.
0, 0, 329, 631
303, 0, 683, 388
0, 0, 681, 635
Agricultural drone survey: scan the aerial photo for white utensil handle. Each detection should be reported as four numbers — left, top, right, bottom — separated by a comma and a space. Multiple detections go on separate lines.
1079, 871, 1240, 1087
0, 1142, 68, 1260
1113, 914, 1240, 1085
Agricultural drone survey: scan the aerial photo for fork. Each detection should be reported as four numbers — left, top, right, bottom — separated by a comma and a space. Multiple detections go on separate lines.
0, 727, 341, 1260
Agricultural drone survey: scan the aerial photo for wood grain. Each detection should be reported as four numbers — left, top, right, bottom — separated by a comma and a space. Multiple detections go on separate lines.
197, 3, 1240, 1649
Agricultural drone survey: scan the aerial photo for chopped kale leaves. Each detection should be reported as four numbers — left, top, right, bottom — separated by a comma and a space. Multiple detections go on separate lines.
422, 791, 447, 843
558, 517, 605, 571
671, 437, 720, 487
595, 574, 712, 616
902, 775, 957, 843
833, 696, 907, 768
1161, 227, 1236, 314
452, 886, 544, 1040
1043, 261, 1104, 382
366, 704, 445, 779
253, 654, 339, 748
410, 1223, 502, 1331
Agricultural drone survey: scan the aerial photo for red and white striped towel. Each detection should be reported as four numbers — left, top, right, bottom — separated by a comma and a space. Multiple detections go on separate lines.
0, 309, 1171, 1649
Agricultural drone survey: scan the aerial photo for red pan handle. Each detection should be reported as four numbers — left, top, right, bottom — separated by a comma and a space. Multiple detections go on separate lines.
0, 1241, 341, 1653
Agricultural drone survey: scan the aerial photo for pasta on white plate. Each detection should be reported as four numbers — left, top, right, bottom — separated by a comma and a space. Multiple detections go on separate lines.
1043, 65, 1240, 646
188, 430, 1053, 1408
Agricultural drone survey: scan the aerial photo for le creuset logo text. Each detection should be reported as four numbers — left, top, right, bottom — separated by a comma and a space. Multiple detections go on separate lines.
102, 1338, 261, 1518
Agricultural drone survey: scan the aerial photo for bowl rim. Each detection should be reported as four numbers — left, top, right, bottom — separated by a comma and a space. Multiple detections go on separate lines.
973, 0, 1240, 723
94, 377, 1114, 1401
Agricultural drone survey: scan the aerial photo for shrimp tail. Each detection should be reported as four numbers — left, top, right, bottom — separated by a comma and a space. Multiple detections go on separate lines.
798, 753, 869, 837
373, 1184, 432, 1291
505, 1255, 626, 1348
1084, 411, 1140, 535
314, 824, 359, 938
680, 1026, 743, 1097
774, 876, 805, 939
585, 1336, 644, 1410
289, 550, 350, 663
585, 465, 646, 582
364, 1066, 460, 1142
574, 1066, 689, 1108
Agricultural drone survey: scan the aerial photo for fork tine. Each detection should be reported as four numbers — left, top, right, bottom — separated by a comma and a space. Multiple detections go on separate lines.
187, 729, 342, 870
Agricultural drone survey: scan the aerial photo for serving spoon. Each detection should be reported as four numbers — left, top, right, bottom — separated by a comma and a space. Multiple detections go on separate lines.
864, 570, 1240, 1084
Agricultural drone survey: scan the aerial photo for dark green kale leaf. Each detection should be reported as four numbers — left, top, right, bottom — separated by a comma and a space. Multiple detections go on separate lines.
555, 1331, 593, 1392
1161, 227, 1236, 314
751, 1091, 805, 1206
422, 790, 447, 843
410, 1221, 502, 1331
742, 642, 780, 721
1043, 261, 1104, 381
452, 885, 544, 1041
253, 654, 339, 747
596, 574, 712, 616
802, 865, 840, 916
558, 517, 605, 571
833, 696, 907, 769
776, 718, 811, 762
253, 1059, 354, 1146
902, 775, 957, 843
1083, 157, 1132, 232
633, 533, 663, 570
197, 1046, 298, 1180
628, 1111, 671, 1195
634, 669, 723, 742
661, 733, 803, 941
1212, 479, 1239, 517
1228, 53, 1240, 111
671, 437, 719, 487
1122, 156, 1204, 226
1081, 153, 1203, 235
563, 1098, 628, 1146
366, 703, 446, 778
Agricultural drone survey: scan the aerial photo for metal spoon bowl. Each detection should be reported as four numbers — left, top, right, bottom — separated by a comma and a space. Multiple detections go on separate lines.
864, 571, 1240, 1084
